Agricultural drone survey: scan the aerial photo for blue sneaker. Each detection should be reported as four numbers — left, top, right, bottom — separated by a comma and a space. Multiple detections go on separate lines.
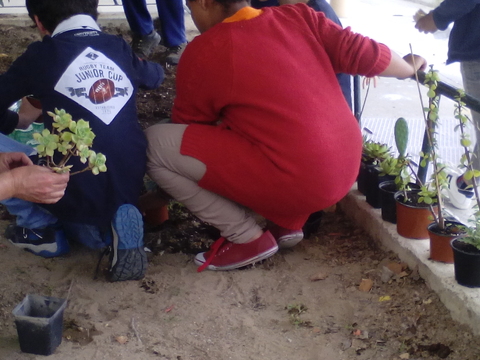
5, 224, 69, 258
109, 204, 147, 282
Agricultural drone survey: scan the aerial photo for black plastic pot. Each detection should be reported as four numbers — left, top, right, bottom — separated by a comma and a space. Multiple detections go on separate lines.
379, 181, 420, 224
357, 162, 376, 195
451, 238, 480, 288
12, 294, 67, 356
365, 167, 394, 209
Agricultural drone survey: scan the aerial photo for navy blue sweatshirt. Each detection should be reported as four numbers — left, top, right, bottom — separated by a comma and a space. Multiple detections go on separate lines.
432, 0, 480, 64
0, 18, 164, 226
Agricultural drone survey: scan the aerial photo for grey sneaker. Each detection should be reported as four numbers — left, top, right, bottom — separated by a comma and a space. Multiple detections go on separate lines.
132, 30, 161, 59
165, 42, 187, 65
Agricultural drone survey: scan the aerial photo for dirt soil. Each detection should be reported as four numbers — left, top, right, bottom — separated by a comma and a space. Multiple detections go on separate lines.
2, 24, 480, 360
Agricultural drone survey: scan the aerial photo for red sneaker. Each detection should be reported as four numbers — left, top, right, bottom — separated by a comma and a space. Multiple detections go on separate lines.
195, 231, 278, 272
267, 225, 304, 249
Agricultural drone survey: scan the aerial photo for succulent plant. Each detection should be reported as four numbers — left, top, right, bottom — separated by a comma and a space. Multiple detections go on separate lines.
33, 108, 107, 175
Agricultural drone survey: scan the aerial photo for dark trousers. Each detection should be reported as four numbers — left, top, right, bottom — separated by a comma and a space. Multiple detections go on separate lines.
122, 0, 187, 47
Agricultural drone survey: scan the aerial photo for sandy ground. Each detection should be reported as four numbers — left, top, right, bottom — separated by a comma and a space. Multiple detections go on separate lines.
1, 21, 480, 360
1, 211, 480, 360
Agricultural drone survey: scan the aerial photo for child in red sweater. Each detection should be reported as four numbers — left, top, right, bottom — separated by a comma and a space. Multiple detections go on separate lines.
145, 0, 427, 271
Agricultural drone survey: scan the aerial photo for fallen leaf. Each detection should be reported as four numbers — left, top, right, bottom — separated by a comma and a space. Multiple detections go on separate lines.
379, 296, 391, 302
358, 278, 373, 292
352, 329, 362, 336
310, 272, 328, 281
423, 298, 433, 305
387, 262, 405, 274
116, 335, 128, 344
399, 352, 410, 359
398, 271, 409, 278
312, 327, 322, 333
164, 305, 175, 313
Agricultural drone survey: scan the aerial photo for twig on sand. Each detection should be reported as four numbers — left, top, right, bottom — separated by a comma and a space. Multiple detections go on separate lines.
66, 279, 75, 302
131, 317, 142, 344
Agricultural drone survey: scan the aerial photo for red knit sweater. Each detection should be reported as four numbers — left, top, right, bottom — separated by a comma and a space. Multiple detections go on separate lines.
172, 4, 391, 229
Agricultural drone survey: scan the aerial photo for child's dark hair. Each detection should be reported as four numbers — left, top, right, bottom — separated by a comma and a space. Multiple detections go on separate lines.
26, 0, 99, 33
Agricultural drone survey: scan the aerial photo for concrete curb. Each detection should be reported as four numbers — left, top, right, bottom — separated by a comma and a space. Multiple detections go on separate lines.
340, 188, 480, 336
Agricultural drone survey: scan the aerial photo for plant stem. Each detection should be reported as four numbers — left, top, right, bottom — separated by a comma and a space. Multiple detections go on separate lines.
456, 96, 480, 212
70, 167, 91, 176
411, 45, 445, 229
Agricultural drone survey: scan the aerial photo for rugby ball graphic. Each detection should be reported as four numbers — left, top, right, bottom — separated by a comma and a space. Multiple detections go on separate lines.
88, 79, 115, 104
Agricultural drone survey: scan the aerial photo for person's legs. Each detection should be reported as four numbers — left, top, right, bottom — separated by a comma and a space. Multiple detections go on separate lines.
460, 60, 480, 170
155, 0, 187, 47
145, 123, 277, 271
146, 123, 261, 244
62, 222, 111, 250
2, 198, 70, 257
122, 0, 154, 36
122, 0, 161, 58
64, 206, 146, 282
155, 0, 187, 64
1, 198, 57, 229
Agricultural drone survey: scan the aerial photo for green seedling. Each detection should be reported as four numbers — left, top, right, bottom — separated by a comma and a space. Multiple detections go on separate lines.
33, 108, 107, 175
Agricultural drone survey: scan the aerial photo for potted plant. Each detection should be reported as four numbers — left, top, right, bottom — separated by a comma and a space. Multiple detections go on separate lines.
407, 67, 465, 259
450, 89, 480, 286
378, 117, 419, 223
357, 137, 390, 196
394, 68, 444, 240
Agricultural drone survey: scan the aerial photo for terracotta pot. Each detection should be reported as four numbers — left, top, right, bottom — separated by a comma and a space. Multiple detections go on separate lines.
428, 221, 465, 263
394, 191, 437, 239
379, 181, 420, 224
451, 237, 480, 288
144, 204, 169, 227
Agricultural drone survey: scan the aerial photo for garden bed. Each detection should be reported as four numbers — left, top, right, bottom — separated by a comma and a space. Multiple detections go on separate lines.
1, 24, 480, 359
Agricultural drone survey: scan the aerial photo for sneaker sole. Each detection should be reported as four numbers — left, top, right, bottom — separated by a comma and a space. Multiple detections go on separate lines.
110, 205, 147, 282
277, 233, 304, 249
8, 227, 69, 258
193, 245, 278, 271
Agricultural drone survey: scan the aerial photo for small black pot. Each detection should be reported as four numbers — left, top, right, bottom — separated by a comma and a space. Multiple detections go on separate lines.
357, 162, 375, 195
365, 168, 394, 209
379, 181, 420, 224
379, 181, 398, 223
451, 237, 480, 288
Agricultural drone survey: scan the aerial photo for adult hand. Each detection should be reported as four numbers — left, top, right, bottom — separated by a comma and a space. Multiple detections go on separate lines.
0, 152, 33, 174
415, 12, 438, 34
402, 54, 427, 74
17, 96, 42, 129
9, 165, 69, 204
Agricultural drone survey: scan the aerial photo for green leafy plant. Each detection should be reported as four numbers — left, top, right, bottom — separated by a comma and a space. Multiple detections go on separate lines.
453, 89, 480, 249
362, 137, 391, 165
33, 108, 107, 175
379, 117, 415, 199
413, 67, 449, 230
286, 303, 312, 328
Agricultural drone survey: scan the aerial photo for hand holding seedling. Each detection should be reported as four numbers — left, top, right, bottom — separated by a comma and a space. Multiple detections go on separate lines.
0, 152, 69, 203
